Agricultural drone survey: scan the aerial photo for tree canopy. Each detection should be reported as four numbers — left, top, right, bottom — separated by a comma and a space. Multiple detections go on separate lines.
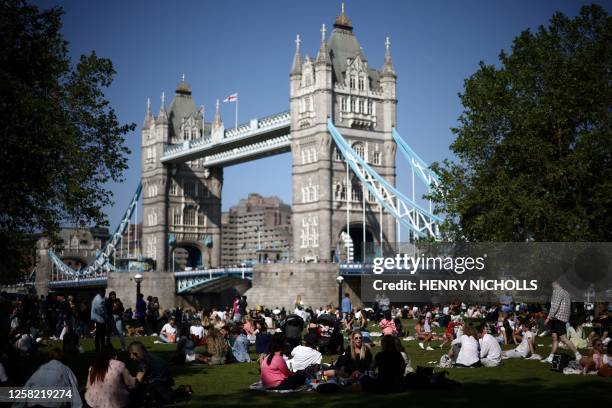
0, 0, 135, 279
430, 5, 612, 242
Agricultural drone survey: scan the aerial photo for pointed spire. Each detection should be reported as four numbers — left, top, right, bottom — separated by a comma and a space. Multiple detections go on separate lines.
156, 91, 168, 124
381, 36, 396, 77
143, 97, 153, 128
316, 24, 331, 65
176, 73, 192, 94
291, 34, 302, 76
213, 99, 222, 129
334, 0, 353, 30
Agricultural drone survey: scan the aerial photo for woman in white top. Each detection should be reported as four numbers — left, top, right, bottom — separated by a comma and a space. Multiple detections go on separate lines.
159, 318, 177, 343
448, 324, 480, 367
503, 322, 535, 359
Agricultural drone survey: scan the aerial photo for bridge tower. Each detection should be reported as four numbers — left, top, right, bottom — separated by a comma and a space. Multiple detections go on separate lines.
290, 7, 397, 262
141, 78, 222, 272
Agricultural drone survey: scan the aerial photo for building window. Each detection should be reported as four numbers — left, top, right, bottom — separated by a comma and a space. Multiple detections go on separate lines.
368, 100, 373, 115
173, 209, 181, 225
184, 182, 195, 197
350, 75, 356, 89
334, 146, 342, 161
198, 211, 206, 226
373, 150, 382, 165
358, 76, 365, 91
350, 98, 356, 112
184, 206, 196, 225
170, 181, 177, 196
353, 142, 365, 159
358, 99, 365, 113
341, 97, 347, 112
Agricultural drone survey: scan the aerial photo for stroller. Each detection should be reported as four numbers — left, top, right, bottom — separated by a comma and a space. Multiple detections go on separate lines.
283, 314, 305, 349
316, 314, 343, 355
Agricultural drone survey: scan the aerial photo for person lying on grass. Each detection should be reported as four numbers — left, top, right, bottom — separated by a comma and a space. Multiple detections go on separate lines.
579, 337, 604, 373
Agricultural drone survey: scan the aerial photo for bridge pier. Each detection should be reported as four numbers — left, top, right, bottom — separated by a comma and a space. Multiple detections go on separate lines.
245, 263, 343, 310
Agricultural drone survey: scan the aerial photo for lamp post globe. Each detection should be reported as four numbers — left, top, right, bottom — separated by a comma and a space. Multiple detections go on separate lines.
134, 273, 143, 297
336, 276, 344, 311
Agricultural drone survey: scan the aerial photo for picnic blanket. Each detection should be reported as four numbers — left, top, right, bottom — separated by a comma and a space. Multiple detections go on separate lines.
249, 381, 306, 393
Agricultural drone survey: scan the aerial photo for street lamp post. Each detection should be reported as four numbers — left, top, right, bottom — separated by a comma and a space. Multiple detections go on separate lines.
134, 273, 143, 300
336, 275, 344, 311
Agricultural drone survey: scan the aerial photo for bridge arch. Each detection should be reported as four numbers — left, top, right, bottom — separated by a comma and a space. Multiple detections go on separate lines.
337, 223, 375, 263
171, 241, 204, 271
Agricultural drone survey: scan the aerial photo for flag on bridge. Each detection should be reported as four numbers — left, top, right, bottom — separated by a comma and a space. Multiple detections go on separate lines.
223, 93, 238, 103
223, 92, 239, 129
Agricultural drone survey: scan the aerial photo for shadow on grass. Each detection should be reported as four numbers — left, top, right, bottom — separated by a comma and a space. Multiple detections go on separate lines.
172, 379, 611, 408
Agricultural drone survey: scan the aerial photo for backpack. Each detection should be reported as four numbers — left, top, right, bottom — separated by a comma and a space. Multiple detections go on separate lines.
551, 353, 571, 372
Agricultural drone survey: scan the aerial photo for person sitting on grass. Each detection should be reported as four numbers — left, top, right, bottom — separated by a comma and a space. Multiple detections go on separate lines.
361, 335, 406, 393
415, 317, 435, 350
85, 347, 136, 408
255, 321, 272, 355
19, 348, 83, 407
598, 341, 612, 377
206, 327, 229, 365
189, 319, 206, 347
128, 341, 175, 406
286, 333, 322, 372
159, 318, 177, 343
174, 327, 209, 364
579, 337, 604, 373
379, 310, 398, 336
231, 325, 251, 363
477, 323, 502, 367
448, 324, 480, 367
325, 330, 373, 379
502, 321, 535, 359
259, 333, 306, 390
566, 317, 588, 350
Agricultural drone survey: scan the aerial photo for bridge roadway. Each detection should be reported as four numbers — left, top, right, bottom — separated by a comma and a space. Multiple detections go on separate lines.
160, 111, 290, 166
42, 264, 379, 292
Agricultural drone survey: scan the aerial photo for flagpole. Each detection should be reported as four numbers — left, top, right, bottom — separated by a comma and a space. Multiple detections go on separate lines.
235, 94, 239, 129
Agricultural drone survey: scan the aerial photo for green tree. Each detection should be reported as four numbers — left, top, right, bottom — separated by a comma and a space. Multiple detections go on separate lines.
0, 0, 135, 281
430, 5, 612, 242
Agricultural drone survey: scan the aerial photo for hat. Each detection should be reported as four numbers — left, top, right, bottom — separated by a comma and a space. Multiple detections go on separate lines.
273, 309, 281, 315
255, 305, 262, 312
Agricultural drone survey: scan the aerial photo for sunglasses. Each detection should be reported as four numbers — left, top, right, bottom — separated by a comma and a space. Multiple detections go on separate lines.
353, 336, 363, 340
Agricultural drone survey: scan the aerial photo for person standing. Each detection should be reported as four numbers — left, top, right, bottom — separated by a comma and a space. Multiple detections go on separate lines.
109, 292, 126, 351
341, 293, 352, 320
91, 289, 107, 353
135, 293, 146, 330
541, 281, 582, 363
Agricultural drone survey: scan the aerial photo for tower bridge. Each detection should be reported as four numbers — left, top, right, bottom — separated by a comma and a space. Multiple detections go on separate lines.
38, 6, 441, 308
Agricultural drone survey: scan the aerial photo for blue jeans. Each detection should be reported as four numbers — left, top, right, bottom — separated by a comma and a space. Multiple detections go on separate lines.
113, 315, 126, 350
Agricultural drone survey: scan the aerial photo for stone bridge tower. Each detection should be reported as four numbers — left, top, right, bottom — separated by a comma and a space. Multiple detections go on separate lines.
290, 7, 397, 262
141, 78, 222, 271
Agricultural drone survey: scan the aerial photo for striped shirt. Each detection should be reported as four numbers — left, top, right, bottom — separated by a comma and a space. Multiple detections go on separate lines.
549, 286, 571, 323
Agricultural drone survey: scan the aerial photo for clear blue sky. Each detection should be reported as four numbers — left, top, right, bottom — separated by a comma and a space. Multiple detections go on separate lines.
35, 0, 609, 230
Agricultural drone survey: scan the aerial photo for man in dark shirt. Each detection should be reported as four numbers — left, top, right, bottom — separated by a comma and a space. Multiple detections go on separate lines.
129, 341, 174, 405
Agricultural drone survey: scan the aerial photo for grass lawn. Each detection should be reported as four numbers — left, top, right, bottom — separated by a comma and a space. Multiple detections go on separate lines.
19, 322, 611, 407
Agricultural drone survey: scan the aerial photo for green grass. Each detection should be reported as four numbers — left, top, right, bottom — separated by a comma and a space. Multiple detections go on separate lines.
21, 323, 611, 407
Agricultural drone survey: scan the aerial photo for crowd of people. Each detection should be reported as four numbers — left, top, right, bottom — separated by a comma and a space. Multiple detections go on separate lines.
0, 280, 610, 406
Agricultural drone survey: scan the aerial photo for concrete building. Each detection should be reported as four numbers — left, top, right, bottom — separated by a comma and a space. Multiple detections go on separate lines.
222, 194, 292, 266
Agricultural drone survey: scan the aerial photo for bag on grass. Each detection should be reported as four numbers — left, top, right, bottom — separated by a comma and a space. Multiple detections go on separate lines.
551, 353, 570, 372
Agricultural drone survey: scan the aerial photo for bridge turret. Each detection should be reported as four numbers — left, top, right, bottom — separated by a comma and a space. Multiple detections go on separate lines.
379, 37, 397, 132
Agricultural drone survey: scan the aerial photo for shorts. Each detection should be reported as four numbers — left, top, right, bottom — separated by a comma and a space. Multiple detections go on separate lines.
550, 319, 567, 336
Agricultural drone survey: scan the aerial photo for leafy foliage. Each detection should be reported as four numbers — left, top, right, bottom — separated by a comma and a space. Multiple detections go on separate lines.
0, 0, 135, 280
430, 5, 612, 241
